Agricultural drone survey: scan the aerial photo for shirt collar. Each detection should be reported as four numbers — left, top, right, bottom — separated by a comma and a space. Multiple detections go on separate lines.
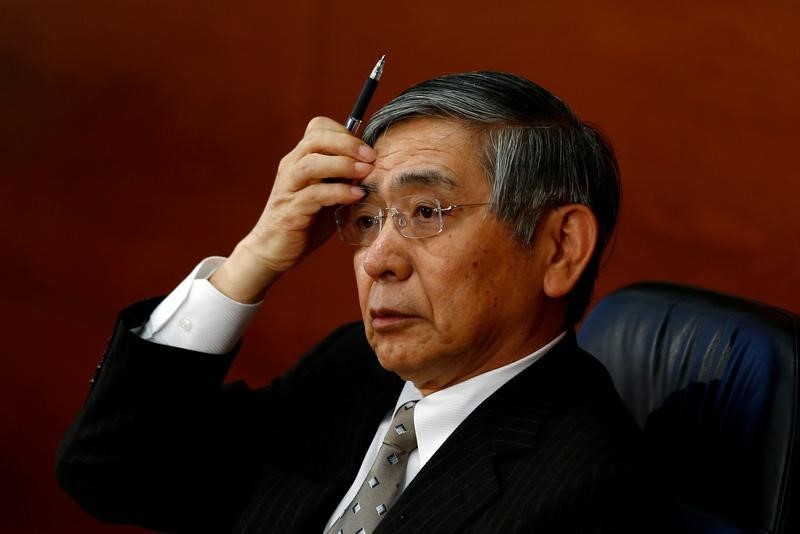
391, 331, 566, 468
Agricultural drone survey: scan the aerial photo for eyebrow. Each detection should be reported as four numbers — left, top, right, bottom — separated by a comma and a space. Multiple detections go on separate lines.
361, 169, 460, 199
393, 169, 460, 191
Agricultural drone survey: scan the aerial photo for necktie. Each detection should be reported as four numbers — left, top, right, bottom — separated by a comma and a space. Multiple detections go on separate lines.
329, 401, 418, 534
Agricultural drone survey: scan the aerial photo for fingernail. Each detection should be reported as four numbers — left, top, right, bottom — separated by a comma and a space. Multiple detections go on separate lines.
351, 186, 366, 197
358, 145, 376, 160
354, 162, 372, 175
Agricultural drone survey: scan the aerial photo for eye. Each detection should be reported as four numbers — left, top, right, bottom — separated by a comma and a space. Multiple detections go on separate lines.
354, 215, 378, 232
346, 204, 382, 233
411, 202, 438, 220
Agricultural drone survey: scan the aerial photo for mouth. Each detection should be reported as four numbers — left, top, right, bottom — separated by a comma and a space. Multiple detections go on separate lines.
369, 308, 418, 331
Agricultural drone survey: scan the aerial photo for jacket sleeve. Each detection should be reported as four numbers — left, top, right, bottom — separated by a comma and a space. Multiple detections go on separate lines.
55, 297, 281, 533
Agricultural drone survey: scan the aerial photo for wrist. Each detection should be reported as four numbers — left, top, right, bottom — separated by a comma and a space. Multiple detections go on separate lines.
209, 243, 279, 304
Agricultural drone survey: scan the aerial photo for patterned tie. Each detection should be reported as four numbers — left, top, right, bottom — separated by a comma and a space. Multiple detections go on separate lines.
329, 401, 418, 534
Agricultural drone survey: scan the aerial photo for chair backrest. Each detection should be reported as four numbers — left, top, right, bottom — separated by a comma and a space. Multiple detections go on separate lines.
577, 282, 799, 533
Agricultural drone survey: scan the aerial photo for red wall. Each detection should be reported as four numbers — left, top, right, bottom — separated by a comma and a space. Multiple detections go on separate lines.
2, 2, 798, 532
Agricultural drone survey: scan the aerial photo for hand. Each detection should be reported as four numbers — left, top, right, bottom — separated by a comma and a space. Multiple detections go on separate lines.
210, 117, 376, 303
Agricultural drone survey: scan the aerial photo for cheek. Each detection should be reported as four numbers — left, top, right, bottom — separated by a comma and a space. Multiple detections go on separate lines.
429, 247, 502, 325
473, 247, 518, 312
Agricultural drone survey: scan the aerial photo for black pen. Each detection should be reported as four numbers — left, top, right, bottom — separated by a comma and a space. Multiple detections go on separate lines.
322, 56, 385, 185
345, 55, 386, 135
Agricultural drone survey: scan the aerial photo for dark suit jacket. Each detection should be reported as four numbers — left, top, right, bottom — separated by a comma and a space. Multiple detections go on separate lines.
57, 298, 673, 533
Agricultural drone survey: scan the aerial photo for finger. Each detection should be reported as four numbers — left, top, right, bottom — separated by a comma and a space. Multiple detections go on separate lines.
295, 128, 376, 162
292, 182, 367, 216
284, 154, 373, 191
304, 116, 349, 134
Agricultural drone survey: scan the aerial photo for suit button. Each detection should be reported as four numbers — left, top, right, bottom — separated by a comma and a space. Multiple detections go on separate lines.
179, 318, 193, 332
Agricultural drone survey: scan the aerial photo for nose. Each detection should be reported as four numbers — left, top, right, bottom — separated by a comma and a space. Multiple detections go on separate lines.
360, 213, 413, 282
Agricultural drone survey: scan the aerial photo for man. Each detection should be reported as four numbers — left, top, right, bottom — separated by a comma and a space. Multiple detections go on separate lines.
58, 72, 669, 532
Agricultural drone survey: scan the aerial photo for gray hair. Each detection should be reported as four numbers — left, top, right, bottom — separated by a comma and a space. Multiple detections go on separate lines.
362, 71, 620, 325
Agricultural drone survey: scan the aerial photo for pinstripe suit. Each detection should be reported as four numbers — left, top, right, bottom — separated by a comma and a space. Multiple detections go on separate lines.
57, 298, 672, 533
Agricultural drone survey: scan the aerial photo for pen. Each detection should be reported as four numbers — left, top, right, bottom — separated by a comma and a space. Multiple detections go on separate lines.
345, 54, 386, 135
321, 56, 385, 185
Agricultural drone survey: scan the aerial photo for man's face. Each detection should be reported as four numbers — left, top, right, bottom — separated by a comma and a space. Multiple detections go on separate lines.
354, 118, 554, 394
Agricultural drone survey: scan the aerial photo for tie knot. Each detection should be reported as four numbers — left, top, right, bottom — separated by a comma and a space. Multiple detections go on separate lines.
383, 401, 417, 453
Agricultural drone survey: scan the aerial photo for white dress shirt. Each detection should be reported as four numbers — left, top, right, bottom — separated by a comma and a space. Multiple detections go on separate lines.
137, 257, 565, 533
323, 331, 565, 530
137, 257, 260, 354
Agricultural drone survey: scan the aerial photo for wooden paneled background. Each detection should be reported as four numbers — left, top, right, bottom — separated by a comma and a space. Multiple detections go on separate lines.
2, 1, 798, 532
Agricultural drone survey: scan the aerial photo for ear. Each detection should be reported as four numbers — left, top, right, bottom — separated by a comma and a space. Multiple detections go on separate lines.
539, 204, 598, 299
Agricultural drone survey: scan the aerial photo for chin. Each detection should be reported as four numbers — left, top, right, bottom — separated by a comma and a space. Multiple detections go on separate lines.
373, 344, 420, 378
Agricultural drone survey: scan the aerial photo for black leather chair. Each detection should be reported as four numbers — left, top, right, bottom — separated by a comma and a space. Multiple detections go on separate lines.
577, 282, 799, 533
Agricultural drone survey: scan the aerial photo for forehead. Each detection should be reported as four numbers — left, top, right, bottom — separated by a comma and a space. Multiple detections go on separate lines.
362, 118, 488, 198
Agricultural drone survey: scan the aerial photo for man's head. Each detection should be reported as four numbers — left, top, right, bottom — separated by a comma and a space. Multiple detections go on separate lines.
345, 72, 619, 393
363, 72, 620, 325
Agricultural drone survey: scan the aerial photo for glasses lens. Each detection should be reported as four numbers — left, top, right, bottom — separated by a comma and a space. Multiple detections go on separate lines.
401, 197, 443, 238
335, 197, 445, 245
336, 203, 382, 245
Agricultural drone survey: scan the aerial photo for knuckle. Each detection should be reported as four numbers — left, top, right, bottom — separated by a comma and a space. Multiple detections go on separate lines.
304, 184, 323, 203
295, 136, 312, 153
277, 154, 291, 173
298, 130, 323, 153
294, 154, 315, 175
306, 116, 328, 132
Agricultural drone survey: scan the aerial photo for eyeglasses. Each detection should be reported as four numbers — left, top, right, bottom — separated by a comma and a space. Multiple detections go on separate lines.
334, 195, 490, 246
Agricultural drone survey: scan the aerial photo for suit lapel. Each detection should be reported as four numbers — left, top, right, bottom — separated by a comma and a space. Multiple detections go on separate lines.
376, 333, 580, 533
323, 352, 405, 493
248, 330, 404, 533
344, 360, 407, 477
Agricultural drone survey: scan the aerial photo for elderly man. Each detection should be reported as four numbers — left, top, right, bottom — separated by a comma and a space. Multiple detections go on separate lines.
58, 72, 669, 533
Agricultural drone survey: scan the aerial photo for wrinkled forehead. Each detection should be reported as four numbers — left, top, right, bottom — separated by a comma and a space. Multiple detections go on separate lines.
359, 168, 461, 201
361, 118, 487, 201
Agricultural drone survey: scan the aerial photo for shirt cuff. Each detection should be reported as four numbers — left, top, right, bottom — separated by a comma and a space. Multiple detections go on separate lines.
137, 257, 262, 354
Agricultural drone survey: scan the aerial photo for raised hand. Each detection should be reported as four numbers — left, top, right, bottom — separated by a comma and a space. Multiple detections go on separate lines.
210, 117, 376, 303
